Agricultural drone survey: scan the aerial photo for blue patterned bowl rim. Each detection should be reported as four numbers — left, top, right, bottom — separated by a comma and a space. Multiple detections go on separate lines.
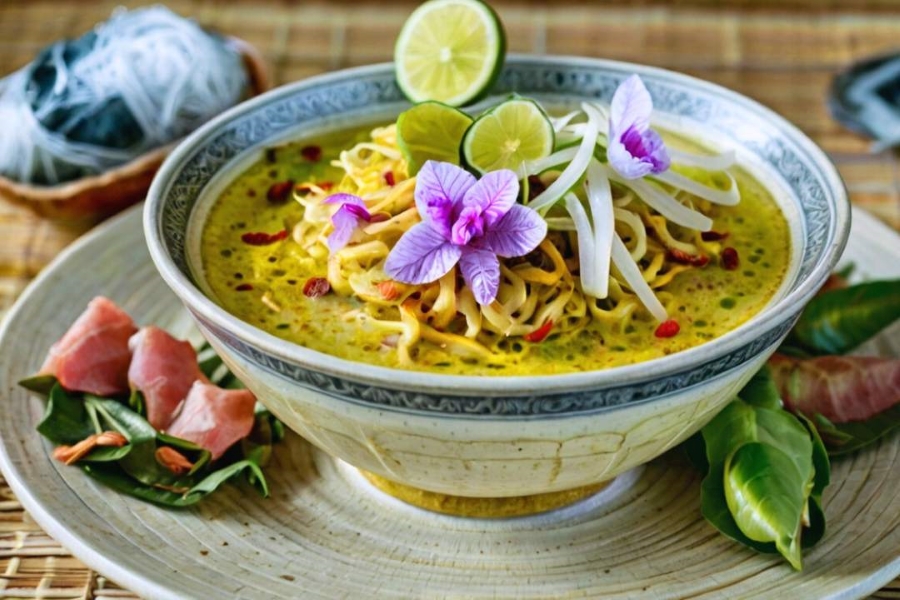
144, 55, 850, 401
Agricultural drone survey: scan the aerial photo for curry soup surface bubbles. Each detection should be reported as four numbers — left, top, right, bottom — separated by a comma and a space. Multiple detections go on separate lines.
200, 125, 790, 376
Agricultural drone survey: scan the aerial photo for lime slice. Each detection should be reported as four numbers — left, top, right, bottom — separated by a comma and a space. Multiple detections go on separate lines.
394, 0, 506, 107
462, 97, 554, 174
397, 101, 474, 175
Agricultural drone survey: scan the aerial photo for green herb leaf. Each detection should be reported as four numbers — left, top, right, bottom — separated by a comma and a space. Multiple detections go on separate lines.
127, 389, 146, 417
37, 384, 95, 445
183, 459, 268, 503
724, 443, 806, 570
811, 405, 900, 456
785, 279, 900, 355
738, 367, 782, 410
18, 374, 58, 395
697, 396, 824, 570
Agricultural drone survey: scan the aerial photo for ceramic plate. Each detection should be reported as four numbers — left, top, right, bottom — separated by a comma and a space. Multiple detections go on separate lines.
0, 205, 898, 600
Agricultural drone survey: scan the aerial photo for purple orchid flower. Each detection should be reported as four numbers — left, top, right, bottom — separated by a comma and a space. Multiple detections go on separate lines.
607, 74, 671, 180
384, 161, 547, 306
324, 193, 372, 252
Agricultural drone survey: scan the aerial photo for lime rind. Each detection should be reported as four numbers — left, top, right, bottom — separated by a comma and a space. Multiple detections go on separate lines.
462, 97, 555, 175
397, 101, 474, 175
394, 0, 506, 107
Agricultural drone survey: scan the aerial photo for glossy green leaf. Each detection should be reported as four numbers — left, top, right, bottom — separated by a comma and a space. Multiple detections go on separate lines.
799, 414, 830, 500
127, 389, 146, 417
682, 431, 708, 473
18, 374, 58, 395
698, 396, 826, 570
811, 405, 900, 456
702, 400, 813, 475
738, 367, 782, 410
183, 458, 268, 502
156, 432, 212, 475
87, 397, 192, 488
785, 279, 900, 355
82, 460, 268, 508
724, 442, 806, 570
37, 384, 95, 445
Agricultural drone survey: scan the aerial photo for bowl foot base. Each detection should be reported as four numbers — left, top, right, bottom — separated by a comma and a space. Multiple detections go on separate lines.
359, 470, 611, 518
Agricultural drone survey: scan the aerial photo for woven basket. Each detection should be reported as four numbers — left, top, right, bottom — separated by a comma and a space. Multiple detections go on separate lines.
0, 36, 269, 220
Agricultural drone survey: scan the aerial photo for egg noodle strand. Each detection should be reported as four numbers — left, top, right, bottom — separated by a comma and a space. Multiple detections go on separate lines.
290, 124, 719, 366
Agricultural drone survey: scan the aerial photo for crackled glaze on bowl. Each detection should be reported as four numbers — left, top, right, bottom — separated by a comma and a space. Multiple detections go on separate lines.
145, 56, 849, 497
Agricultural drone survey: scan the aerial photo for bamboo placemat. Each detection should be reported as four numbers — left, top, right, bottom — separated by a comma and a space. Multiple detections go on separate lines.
1, 1, 899, 598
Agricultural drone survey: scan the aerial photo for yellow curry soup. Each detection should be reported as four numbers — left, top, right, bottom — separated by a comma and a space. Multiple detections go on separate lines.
200, 125, 789, 376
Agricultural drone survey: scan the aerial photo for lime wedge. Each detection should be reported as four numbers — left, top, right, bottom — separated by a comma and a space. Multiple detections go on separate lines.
397, 101, 474, 175
394, 0, 506, 107
462, 97, 554, 174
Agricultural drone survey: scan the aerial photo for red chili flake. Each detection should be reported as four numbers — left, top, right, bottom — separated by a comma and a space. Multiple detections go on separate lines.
376, 280, 401, 301
301, 145, 322, 162
319, 181, 334, 191
667, 248, 710, 267
295, 184, 312, 197
266, 181, 294, 203
524, 320, 554, 343
302, 277, 331, 298
384, 171, 396, 186
654, 319, 680, 338
721, 247, 740, 270
235, 283, 254, 292
701, 230, 729, 242
241, 229, 289, 246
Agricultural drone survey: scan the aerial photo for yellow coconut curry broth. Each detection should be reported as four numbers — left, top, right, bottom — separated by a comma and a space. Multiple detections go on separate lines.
200, 126, 790, 376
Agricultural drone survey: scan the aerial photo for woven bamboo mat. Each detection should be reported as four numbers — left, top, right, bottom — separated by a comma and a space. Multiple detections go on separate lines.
0, 1, 899, 598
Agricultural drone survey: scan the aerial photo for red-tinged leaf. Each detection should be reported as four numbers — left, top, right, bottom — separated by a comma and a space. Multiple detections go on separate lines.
768, 353, 900, 423
266, 181, 294, 203
721, 247, 740, 270
302, 277, 331, 298
668, 248, 709, 267
241, 230, 288, 246
655, 319, 680, 338
524, 320, 554, 343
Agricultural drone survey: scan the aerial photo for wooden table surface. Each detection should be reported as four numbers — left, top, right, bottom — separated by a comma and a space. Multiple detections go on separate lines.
0, 1, 898, 598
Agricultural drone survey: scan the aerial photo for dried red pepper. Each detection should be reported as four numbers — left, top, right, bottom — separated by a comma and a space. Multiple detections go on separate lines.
241, 230, 289, 246
384, 171, 396, 186
376, 280, 401, 301
301, 145, 322, 162
701, 230, 729, 242
303, 277, 331, 298
524, 320, 554, 343
654, 319, 680, 338
667, 248, 710, 267
235, 283, 254, 292
266, 181, 294, 203
721, 247, 740, 270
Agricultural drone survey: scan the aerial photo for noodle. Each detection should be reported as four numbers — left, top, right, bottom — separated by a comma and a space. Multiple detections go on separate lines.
283, 123, 719, 363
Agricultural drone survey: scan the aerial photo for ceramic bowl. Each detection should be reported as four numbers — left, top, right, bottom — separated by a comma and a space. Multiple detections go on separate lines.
144, 56, 849, 499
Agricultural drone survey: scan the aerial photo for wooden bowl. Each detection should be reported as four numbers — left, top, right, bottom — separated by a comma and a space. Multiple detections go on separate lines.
0, 37, 269, 220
